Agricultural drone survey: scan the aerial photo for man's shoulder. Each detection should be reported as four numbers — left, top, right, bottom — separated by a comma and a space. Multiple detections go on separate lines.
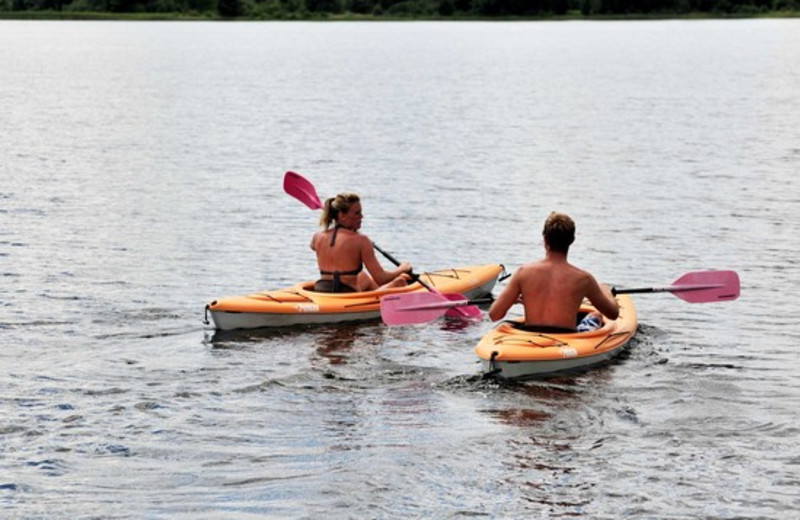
516, 260, 550, 279
565, 263, 596, 283
519, 259, 547, 270
519, 260, 591, 278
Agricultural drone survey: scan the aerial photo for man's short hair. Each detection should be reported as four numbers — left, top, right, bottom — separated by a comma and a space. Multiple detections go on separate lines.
542, 212, 575, 252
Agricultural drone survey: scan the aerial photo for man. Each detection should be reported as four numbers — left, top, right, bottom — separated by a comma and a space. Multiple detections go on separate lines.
489, 212, 619, 332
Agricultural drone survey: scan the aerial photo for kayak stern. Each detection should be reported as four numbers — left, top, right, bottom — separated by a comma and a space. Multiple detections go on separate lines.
475, 294, 638, 380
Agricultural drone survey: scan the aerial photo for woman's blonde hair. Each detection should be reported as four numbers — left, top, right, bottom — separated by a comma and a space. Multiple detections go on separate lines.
319, 193, 360, 229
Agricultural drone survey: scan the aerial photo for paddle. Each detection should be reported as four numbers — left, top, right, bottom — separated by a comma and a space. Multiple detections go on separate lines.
381, 292, 492, 326
284, 170, 324, 210
612, 270, 740, 303
381, 270, 740, 325
283, 171, 482, 319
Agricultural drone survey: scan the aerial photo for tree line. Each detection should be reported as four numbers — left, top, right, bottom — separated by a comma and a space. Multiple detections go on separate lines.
2, 0, 796, 19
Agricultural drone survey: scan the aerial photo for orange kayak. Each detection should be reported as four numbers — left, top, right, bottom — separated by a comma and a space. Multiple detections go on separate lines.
207, 264, 505, 330
474, 294, 638, 379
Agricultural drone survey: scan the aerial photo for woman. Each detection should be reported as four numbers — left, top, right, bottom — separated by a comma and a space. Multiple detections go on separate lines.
311, 192, 412, 293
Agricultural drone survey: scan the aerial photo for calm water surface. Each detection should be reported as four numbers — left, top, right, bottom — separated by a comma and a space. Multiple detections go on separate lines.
1, 19, 799, 519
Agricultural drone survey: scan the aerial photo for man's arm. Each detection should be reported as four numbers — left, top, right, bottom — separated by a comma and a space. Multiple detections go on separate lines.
489, 269, 522, 322
585, 274, 619, 320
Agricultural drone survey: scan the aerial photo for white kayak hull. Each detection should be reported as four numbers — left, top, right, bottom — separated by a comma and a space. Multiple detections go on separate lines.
207, 264, 503, 330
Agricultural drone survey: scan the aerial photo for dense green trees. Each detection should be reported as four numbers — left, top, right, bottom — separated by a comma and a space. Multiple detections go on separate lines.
1, 0, 796, 18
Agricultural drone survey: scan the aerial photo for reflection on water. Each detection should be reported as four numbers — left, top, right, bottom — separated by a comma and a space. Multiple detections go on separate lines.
312, 323, 370, 367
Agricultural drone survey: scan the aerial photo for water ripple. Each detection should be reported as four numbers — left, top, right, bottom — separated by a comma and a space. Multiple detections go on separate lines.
2, 19, 799, 520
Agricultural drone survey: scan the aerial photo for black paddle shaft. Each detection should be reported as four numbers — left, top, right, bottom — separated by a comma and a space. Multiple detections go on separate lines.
371, 242, 433, 292
613, 287, 662, 295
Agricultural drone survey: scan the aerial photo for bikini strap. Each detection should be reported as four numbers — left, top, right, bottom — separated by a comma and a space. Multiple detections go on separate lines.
321, 225, 362, 291
318, 267, 362, 292
320, 266, 363, 276
329, 225, 340, 247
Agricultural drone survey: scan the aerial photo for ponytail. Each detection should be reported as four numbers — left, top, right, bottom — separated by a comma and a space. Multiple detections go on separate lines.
319, 193, 360, 229
319, 197, 337, 229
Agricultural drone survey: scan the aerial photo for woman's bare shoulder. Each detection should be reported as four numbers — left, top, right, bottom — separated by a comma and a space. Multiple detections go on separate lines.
348, 231, 372, 246
311, 229, 327, 243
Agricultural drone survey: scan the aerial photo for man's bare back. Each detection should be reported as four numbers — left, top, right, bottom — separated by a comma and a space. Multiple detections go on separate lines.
489, 212, 619, 330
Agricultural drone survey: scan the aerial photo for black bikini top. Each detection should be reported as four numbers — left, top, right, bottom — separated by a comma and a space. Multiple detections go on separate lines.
319, 266, 363, 276
319, 225, 363, 288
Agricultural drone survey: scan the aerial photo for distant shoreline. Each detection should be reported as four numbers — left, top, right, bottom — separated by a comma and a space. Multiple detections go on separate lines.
1, 10, 798, 21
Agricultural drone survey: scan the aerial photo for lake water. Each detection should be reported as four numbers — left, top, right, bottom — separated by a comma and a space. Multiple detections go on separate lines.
2, 18, 799, 519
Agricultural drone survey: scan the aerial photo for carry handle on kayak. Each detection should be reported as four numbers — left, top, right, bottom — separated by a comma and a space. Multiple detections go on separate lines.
283, 171, 482, 320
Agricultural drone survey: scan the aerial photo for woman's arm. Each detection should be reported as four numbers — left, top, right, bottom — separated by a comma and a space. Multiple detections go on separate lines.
359, 236, 409, 285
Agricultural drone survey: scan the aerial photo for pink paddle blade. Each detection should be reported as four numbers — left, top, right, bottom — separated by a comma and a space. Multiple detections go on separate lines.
671, 270, 740, 303
615, 270, 740, 304
381, 293, 452, 325
442, 293, 483, 319
284, 171, 323, 210
380, 292, 484, 325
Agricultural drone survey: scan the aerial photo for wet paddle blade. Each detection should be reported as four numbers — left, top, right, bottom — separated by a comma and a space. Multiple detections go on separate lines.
284, 171, 323, 210
381, 293, 450, 325
381, 292, 485, 325
442, 293, 484, 319
671, 270, 740, 303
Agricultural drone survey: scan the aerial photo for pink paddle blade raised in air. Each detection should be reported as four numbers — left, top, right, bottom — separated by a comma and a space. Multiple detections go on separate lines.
284, 171, 323, 210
